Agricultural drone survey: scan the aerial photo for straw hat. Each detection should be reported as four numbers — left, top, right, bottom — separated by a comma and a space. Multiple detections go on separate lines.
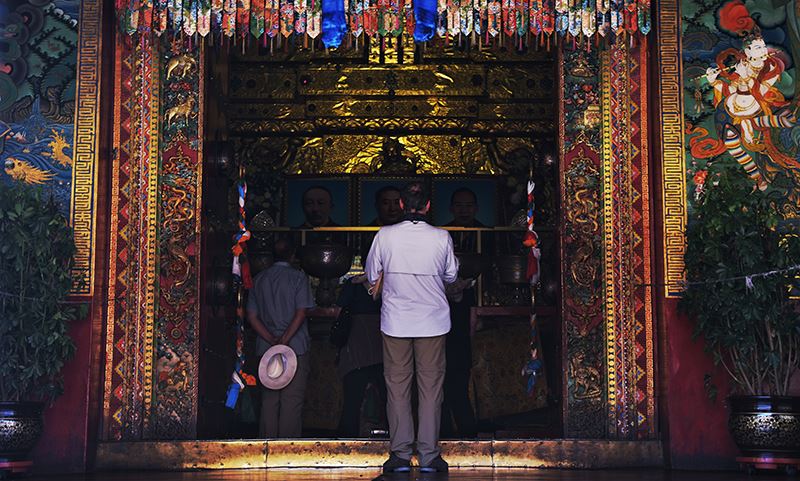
258, 345, 297, 390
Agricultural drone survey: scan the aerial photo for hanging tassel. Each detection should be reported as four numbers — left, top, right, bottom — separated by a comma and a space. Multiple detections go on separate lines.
322, 0, 347, 45
414, 0, 437, 41
226, 177, 256, 411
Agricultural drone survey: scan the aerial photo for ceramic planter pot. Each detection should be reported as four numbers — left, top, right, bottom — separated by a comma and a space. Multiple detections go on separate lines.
728, 396, 800, 458
0, 402, 44, 462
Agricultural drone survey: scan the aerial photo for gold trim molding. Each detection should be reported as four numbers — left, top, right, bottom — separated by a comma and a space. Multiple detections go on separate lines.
142, 41, 160, 430
95, 440, 663, 470
69, 0, 103, 295
656, 0, 687, 298
231, 118, 553, 135
600, 49, 618, 426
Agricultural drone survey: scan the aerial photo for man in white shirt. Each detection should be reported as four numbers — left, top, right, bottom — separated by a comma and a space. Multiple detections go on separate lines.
365, 182, 459, 473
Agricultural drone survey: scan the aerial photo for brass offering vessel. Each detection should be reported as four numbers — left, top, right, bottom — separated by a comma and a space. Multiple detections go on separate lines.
300, 243, 355, 306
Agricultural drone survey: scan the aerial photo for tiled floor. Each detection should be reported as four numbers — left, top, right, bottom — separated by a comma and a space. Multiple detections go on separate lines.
18, 468, 788, 481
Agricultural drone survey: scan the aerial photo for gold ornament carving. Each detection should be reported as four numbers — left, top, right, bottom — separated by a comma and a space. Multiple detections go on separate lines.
307, 99, 477, 118
481, 103, 554, 120
228, 103, 304, 120
295, 65, 485, 97
564, 156, 601, 293
165, 96, 197, 127
280, 134, 511, 175
231, 118, 552, 135
166, 55, 197, 79
487, 67, 553, 99
229, 66, 296, 100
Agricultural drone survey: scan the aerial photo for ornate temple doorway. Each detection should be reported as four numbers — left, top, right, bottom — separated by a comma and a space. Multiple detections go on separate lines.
198, 39, 562, 440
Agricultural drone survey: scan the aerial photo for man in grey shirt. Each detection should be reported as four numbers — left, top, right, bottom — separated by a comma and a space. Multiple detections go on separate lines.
246, 238, 315, 438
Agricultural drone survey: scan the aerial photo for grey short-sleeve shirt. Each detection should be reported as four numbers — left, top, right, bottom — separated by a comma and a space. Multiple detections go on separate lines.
247, 262, 316, 356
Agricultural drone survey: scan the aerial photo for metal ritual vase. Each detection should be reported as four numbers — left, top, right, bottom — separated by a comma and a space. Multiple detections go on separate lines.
0, 402, 44, 462
728, 396, 800, 459
495, 255, 530, 306
301, 243, 354, 307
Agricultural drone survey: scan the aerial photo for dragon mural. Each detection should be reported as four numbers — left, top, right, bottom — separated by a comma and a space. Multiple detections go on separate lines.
0, 0, 79, 214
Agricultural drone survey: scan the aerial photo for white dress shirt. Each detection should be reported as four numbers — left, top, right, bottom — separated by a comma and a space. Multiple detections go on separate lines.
365, 219, 459, 338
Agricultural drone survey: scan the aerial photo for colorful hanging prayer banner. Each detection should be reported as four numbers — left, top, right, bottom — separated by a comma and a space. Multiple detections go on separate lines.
118, 0, 649, 44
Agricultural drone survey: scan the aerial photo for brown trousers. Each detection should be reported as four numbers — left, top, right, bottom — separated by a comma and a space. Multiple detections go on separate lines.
382, 333, 446, 466
260, 353, 311, 438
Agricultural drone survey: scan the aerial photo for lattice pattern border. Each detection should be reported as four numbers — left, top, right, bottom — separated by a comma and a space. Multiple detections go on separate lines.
103, 35, 161, 440
633, 39, 656, 439
600, 40, 656, 440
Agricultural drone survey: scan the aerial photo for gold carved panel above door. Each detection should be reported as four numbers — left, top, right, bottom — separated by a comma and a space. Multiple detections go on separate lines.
296, 65, 486, 96
225, 41, 557, 170
235, 135, 515, 175
306, 99, 478, 118
323, 135, 468, 174
229, 69, 296, 100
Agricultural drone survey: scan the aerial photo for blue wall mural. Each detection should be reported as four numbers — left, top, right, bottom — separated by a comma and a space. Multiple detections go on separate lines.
0, 0, 79, 215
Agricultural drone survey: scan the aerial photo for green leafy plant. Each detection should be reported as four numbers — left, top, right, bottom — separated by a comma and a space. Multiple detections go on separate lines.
682, 164, 800, 396
0, 183, 81, 403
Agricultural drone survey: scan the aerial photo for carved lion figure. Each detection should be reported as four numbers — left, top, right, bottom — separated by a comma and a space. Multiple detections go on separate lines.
165, 96, 197, 127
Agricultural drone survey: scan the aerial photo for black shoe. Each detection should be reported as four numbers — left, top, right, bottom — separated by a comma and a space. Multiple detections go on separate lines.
383, 453, 411, 473
419, 455, 449, 473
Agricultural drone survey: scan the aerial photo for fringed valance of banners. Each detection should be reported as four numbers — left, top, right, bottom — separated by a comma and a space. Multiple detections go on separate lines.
116, 0, 651, 49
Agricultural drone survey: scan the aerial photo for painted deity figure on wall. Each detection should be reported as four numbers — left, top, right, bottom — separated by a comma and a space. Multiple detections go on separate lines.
704, 30, 798, 190
681, 0, 800, 218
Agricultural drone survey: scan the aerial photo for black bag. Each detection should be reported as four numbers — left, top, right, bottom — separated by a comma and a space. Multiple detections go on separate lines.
329, 306, 353, 348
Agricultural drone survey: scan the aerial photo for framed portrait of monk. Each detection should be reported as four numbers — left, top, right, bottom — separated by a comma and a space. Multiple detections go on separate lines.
284, 176, 351, 228
357, 177, 415, 227
431, 177, 497, 228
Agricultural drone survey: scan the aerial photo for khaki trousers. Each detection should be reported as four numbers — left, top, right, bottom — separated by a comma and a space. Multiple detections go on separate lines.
260, 353, 311, 438
382, 333, 446, 466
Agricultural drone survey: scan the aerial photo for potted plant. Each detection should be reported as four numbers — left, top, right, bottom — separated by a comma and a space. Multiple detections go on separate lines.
682, 164, 800, 463
0, 183, 80, 467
